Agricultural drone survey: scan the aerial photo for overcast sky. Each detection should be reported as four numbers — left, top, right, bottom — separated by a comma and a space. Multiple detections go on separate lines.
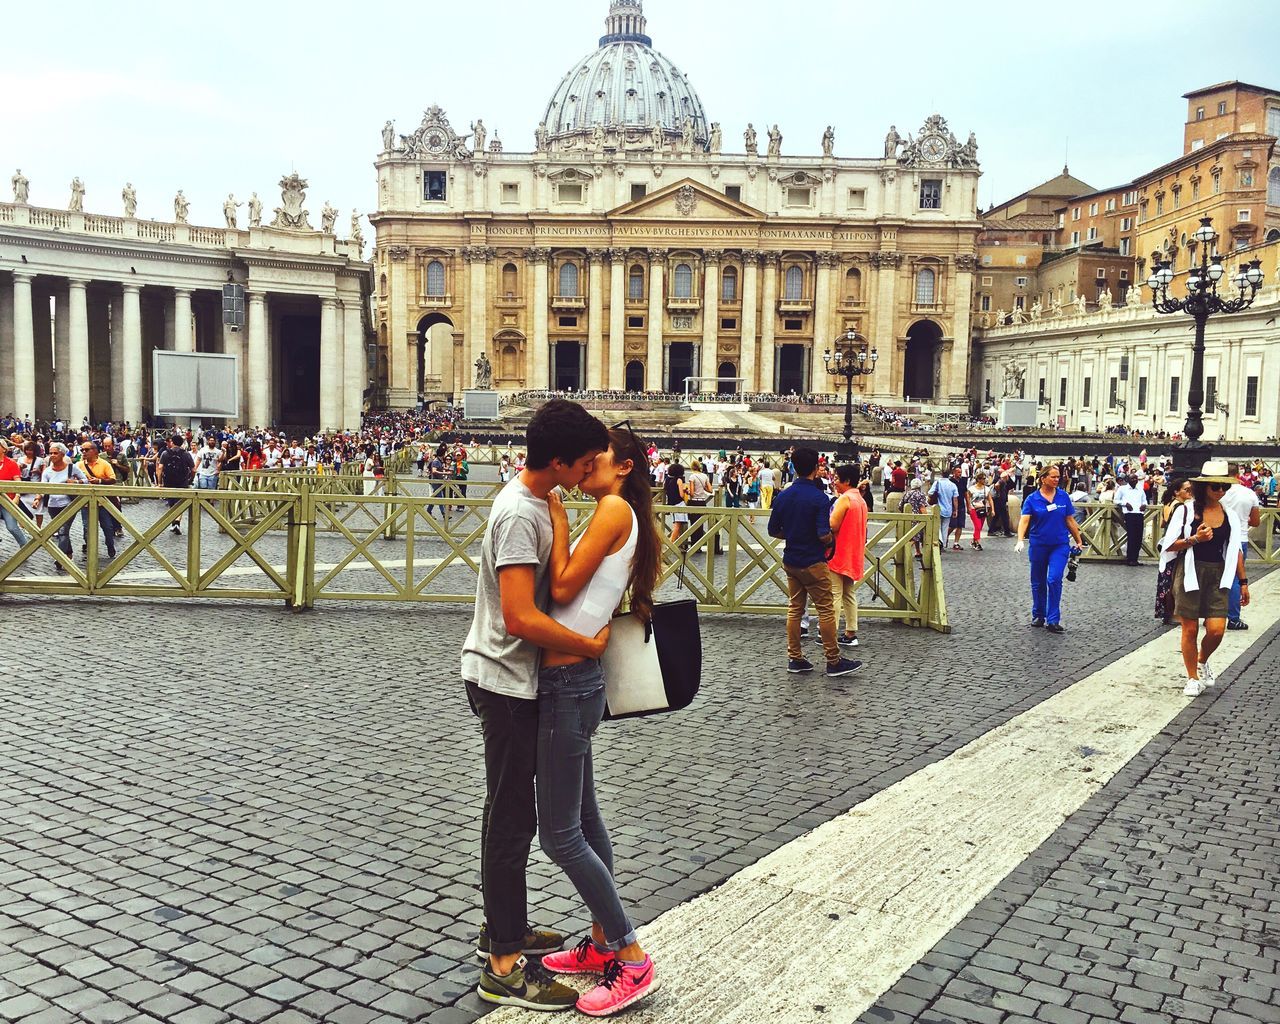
3, 0, 1277, 244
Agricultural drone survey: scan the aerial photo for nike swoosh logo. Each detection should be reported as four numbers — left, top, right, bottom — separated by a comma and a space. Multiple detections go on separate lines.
499, 980, 527, 998
630, 964, 652, 986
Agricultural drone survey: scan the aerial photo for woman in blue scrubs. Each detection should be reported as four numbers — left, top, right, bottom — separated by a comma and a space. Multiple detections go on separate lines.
1016, 465, 1085, 633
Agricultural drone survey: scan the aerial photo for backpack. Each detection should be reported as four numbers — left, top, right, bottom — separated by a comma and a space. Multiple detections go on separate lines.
161, 448, 191, 488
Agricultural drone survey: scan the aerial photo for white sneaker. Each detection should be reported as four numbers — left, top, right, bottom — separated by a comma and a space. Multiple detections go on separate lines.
1183, 678, 1206, 697
1197, 663, 1216, 688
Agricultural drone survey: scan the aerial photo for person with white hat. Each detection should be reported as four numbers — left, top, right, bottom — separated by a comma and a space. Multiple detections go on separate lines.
1158, 460, 1249, 697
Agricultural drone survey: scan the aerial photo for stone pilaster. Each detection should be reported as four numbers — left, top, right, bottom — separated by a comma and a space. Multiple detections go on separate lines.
646, 249, 666, 391
320, 297, 341, 429
587, 249, 606, 391
120, 284, 143, 425
607, 248, 626, 390
343, 300, 365, 429
11, 271, 35, 420
702, 251, 720, 383
740, 252, 759, 392
528, 248, 551, 390
759, 253, 779, 392
247, 291, 269, 427
67, 279, 90, 427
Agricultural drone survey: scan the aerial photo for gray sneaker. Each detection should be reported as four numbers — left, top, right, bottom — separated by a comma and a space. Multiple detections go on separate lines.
478, 955, 577, 1011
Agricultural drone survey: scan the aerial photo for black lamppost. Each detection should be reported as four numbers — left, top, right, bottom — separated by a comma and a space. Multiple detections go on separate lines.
823, 329, 877, 461
1146, 216, 1263, 478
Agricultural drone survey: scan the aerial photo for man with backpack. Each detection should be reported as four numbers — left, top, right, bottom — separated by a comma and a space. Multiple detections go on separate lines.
158, 435, 194, 535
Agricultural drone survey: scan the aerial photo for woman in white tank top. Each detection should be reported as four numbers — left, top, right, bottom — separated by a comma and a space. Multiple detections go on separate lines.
536, 425, 663, 1013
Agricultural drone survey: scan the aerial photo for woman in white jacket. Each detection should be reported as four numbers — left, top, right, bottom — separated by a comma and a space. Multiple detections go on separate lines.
1158, 461, 1250, 697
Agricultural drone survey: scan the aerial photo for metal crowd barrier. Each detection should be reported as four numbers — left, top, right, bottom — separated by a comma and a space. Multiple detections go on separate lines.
0, 483, 948, 630
1074, 502, 1280, 563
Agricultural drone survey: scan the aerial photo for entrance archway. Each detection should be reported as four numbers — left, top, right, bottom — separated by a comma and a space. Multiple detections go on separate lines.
553, 341, 583, 391
777, 345, 806, 395
717, 362, 737, 394
279, 312, 321, 427
625, 360, 645, 392
416, 312, 455, 398
903, 320, 943, 401
667, 342, 694, 393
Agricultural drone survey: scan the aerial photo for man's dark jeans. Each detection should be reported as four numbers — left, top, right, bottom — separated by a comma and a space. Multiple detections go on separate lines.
465, 681, 539, 957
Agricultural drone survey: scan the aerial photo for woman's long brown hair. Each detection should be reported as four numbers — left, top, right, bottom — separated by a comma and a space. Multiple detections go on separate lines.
609, 427, 661, 623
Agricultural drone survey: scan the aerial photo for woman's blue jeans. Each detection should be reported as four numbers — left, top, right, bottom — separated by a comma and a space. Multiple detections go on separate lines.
536, 660, 637, 951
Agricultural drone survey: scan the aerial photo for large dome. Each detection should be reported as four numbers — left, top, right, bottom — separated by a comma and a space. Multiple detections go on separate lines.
541, 1, 710, 146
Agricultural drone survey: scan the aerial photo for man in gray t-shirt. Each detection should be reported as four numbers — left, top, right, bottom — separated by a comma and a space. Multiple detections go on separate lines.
462, 400, 611, 1008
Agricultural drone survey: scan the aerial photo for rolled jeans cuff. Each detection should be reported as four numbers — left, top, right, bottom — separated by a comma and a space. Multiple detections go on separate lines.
602, 928, 639, 953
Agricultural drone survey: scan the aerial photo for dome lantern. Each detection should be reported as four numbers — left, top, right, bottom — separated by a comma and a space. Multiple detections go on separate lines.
601, 0, 651, 46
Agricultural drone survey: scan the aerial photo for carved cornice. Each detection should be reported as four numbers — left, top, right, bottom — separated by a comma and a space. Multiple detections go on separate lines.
702, 250, 722, 265
462, 245, 496, 263
954, 253, 978, 272
387, 245, 411, 262
604, 247, 629, 262
868, 251, 901, 268
647, 247, 668, 260
587, 248, 607, 263
815, 251, 838, 268
760, 252, 781, 266
525, 247, 552, 264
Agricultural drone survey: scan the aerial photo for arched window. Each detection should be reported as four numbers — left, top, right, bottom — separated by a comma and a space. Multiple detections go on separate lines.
426, 260, 446, 298
1269, 166, 1280, 207
379, 273, 387, 297
844, 267, 862, 303
721, 266, 738, 303
915, 266, 936, 305
501, 263, 518, 297
673, 263, 694, 299
559, 262, 580, 297
784, 265, 804, 301
628, 265, 645, 300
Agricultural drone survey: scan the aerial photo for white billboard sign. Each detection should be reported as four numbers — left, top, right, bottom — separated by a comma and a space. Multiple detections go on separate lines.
152, 351, 240, 419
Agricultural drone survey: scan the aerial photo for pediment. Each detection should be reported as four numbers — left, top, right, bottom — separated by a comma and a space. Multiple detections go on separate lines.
609, 178, 766, 221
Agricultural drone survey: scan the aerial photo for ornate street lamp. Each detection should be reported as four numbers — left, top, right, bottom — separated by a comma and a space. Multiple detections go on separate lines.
1145, 216, 1263, 477
823, 329, 878, 461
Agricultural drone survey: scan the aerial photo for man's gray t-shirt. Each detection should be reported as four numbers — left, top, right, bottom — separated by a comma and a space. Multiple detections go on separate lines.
461, 477, 553, 700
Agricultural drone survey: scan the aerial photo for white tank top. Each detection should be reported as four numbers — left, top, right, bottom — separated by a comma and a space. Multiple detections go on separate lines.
551, 505, 638, 638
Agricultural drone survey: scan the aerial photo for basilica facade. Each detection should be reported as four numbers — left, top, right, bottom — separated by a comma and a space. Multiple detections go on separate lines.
371, 0, 983, 408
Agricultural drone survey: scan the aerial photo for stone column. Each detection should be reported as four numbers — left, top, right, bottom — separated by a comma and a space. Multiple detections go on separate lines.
220, 309, 245, 422
11, 271, 36, 420
34, 283, 53, 423
247, 291, 269, 427
319, 297, 341, 429
466, 246, 493, 386
702, 252, 720, 386
343, 300, 365, 429
173, 288, 194, 354
387, 246, 411, 396
0, 275, 13, 415
740, 252, 759, 392
121, 284, 143, 425
873, 252, 901, 399
759, 253, 779, 392
811, 252, 835, 393
646, 250, 666, 391
111, 289, 128, 422
529, 248, 551, 390
89, 289, 111, 420
607, 249, 625, 390
947, 256, 975, 403
53, 282, 69, 419
587, 249, 606, 391
67, 279, 90, 428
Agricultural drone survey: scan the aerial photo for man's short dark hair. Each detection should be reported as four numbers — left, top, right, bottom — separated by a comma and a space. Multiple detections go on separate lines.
525, 399, 609, 470
791, 446, 819, 477
169, 435, 184, 446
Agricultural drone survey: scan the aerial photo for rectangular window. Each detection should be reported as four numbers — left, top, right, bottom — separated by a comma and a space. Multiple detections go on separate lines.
1072, 208, 1081, 221
847, 188, 866, 209
720, 317, 737, 330
1059, 377, 1068, 407
1108, 377, 1118, 409
1106, 198, 1116, 211
724, 185, 742, 202
1120, 355, 1129, 380
1120, 237, 1131, 256
1015, 276, 1029, 287
1246, 375, 1259, 416
1038, 378, 1047, 404
1089, 202, 1099, 216
1191, 180, 1200, 199
1120, 217, 1132, 231
985, 379, 991, 403
1155, 196, 1164, 215
980, 275, 993, 285
501, 182, 520, 203
1241, 171, 1254, 187
1213, 174, 1222, 194
981, 255, 993, 265
919, 179, 942, 209
630, 183, 648, 202
425, 171, 448, 202
1205, 376, 1217, 414
1269, 107, 1280, 137
1058, 213, 1065, 228
557, 316, 578, 328
1169, 376, 1180, 412
1120, 270, 1129, 280
1191, 138, 1204, 151
786, 187, 813, 207
979, 294, 991, 311
627, 315, 644, 329
1238, 209, 1251, 222
1015, 295, 1025, 309
784, 319, 803, 331
1070, 230, 1080, 245
1087, 226, 1098, 240
558, 183, 584, 203
1195, 106, 1205, 120
1218, 100, 1227, 115
1097, 268, 1106, 279
1173, 189, 1181, 209
1138, 376, 1148, 411
1015, 254, 1027, 265
1083, 377, 1092, 407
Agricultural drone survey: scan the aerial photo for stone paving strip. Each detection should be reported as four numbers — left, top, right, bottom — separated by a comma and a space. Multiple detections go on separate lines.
493, 571, 1280, 1024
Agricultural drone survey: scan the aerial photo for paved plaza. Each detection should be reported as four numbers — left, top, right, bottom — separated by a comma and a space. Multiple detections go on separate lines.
1, 533, 1278, 1024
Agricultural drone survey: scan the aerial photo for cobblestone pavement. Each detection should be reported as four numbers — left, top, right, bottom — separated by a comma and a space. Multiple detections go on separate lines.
857, 619, 1280, 1024
0, 531, 1274, 1024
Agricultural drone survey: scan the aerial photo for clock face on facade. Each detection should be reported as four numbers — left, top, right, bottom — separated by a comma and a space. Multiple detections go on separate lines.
920, 135, 947, 162
426, 132, 446, 154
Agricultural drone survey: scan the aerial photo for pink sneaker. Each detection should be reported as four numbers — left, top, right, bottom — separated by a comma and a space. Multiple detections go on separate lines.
576, 956, 657, 1017
541, 936, 614, 976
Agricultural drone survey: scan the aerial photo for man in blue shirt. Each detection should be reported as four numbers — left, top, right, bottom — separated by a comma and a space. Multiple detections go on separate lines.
768, 446, 861, 678
928, 470, 960, 551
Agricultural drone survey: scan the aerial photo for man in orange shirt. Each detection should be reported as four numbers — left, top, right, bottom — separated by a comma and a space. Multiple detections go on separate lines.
79, 442, 118, 561
0, 444, 28, 548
